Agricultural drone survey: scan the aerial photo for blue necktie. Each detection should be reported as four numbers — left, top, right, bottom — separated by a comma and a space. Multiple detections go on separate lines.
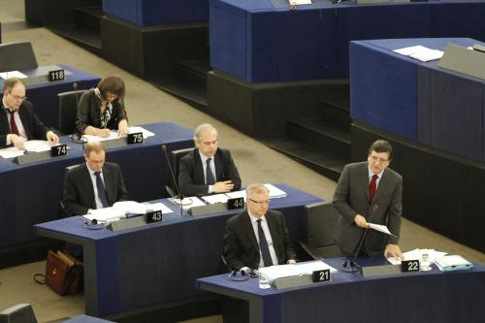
257, 219, 273, 267
95, 172, 109, 208
206, 158, 215, 185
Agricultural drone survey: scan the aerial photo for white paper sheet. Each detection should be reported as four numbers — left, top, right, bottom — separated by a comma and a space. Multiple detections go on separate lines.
0, 147, 24, 158
367, 223, 395, 236
202, 194, 229, 204
82, 131, 119, 142
24, 140, 51, 152
83, 207, 125, 222
169, 196, 207, 210
386, 248, 448, 265
289, 0, 312, 5
225, 190, 247, 200
0, 71, 27, 80
393, 45, 443, 62
264, 184, 287, 198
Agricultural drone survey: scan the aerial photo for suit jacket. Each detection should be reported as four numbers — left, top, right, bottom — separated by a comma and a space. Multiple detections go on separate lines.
333, 161, 402, 256
223, 210, 296, 270
62, 162, 129, 216
75, 89, 127, 134
0, 99, 50, 148
178, 148, 241, 196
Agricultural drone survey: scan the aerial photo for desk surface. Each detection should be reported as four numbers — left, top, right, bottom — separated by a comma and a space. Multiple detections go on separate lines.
211, 0, 485, 82
35, 184, 322, 316
198, 257, 485, 323
0, 122, 193, 265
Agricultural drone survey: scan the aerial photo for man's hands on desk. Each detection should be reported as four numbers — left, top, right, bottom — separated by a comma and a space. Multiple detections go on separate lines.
211, 180, 235, 193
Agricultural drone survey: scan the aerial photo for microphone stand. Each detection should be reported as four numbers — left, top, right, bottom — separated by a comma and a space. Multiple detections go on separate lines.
342, 228, 368, 273
162, 144, 185, 218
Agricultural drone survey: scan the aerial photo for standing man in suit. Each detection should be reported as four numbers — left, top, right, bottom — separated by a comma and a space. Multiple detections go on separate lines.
178, 123, 241, 196
0, 78, 59, 149
333, 139, 403, 258
223, 183, 296, 271
63, 142, 128, 216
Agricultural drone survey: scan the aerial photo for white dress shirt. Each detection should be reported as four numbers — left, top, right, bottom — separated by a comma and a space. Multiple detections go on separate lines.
247, 212, 279, 268
3, 96, 27, 144
199, 151, 217, 193
86, 163, 106, 209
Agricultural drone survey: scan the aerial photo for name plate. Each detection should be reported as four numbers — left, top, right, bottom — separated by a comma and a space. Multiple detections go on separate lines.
227, 197, 244, 210
48, 69, 65, 82
401, 260, 420, 273
127, 132, 144, 144
51, 144, 68, 157
312, 269, 331, 282
146, 210, 162, 223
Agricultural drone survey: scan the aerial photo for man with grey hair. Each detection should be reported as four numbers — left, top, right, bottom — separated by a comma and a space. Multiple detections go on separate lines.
0, 78, 59, 149
223, 183, 296, 270
178, 123, 241, 196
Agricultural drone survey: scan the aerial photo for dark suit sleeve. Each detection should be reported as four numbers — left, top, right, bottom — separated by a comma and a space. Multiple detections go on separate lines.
223, 218, 246, 270
333, 164, 358, 224
279, 213, 296, 261
62, 170, 89, 216
224, 150, 241, 191
115, 164, 129, 201
387, 175, 403, 244
22, 101, 50, 140
178, 155, 209, 196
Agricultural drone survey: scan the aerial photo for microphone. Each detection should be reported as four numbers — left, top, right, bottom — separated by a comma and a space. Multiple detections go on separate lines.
342, 228, 369, 273
161, 144, 185, 217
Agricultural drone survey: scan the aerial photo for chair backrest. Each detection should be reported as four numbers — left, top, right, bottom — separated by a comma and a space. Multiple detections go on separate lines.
171, 147, 194, 180
0, 42, 38, 72
0, 304, 38, 323
57, 90, 87, 135
305, 201, 339, 247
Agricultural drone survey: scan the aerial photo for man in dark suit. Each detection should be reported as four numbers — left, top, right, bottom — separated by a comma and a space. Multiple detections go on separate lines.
178, 123, 241, 196
63, 142, 128, 216
333, 139, 403, 258
223, 184, 296, 270
0, 78, 59, 149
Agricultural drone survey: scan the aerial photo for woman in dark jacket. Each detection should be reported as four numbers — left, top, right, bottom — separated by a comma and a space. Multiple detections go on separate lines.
76, 76, 128, 137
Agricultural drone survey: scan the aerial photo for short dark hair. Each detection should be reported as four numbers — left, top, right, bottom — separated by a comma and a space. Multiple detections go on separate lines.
368, 139, 393, 160
2, 78, 25, 93
97, 76, 125, 100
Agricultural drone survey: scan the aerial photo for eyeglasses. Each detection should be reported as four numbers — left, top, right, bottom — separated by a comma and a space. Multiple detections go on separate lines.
249, 198, 269, 205
9, 93, 27, 102
369, 155, 389, 163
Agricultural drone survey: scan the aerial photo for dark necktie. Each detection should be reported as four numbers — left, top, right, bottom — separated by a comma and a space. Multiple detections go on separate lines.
8, 110, 19, 135
257, 219, 273, 267
95, 171, 109, 208
369, 174, 379, 203
206, 158, 215, 185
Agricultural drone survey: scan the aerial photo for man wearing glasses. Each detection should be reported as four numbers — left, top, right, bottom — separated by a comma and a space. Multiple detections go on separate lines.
333, 139, 403, 259
178, 123, 241, 196
0, 78, 59, 149
223, 183, 296, 271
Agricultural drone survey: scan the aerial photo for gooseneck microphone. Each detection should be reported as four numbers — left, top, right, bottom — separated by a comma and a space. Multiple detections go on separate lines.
162, 144, 185, 217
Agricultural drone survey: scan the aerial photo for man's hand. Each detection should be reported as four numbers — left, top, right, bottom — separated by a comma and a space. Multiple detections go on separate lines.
9, 134, 26, 150
213, 180, 234, 193
118, 119, 128, 137
287, 259, 296, 264
96, 128, 112, 138
384, 244, 402, 259
46, 131, 59, 144
354, 214, 369, 229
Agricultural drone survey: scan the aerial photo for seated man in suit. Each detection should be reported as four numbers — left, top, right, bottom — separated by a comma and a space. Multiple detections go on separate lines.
0, 78, 59, 149
63, 141, 128, 216
333, 139, 403, 259
178, 123, 241, 196
223, 183, 296, 271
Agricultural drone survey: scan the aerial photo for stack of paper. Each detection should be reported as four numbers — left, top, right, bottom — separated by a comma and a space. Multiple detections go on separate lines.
82, 132, 119, 142
169, 196, 207, 210
264, 184, 287, 198
84, 207, 125, 222
386, 248, 448, 265
435, 255, 473, 272
393, 45, 444, 62
24, 140, 51, 152
201, 194, 229, 204
259, 260, 337, 284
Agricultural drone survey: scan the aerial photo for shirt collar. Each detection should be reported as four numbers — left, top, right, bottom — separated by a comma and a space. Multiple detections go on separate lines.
368, 166, 384, 180
86, 163, 102, 176
247, 211, 266, 224
198, 150, 214, 163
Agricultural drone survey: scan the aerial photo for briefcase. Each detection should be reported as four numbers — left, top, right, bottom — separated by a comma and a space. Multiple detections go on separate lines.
34, 250, 83, 296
